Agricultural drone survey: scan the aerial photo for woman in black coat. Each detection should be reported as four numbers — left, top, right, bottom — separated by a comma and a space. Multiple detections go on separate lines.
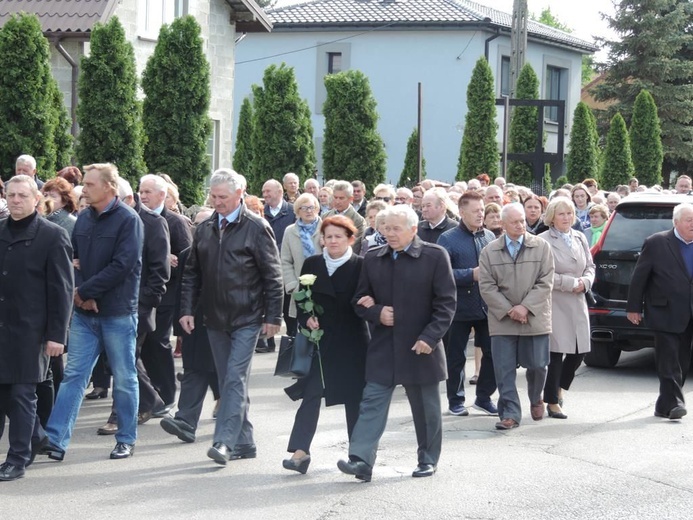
283, 215, 369, 475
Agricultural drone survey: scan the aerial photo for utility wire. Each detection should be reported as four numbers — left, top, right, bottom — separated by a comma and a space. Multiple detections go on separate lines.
236, 21, 398, 65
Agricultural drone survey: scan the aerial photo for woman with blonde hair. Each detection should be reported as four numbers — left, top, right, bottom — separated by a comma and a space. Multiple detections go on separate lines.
539, 197, 595, 419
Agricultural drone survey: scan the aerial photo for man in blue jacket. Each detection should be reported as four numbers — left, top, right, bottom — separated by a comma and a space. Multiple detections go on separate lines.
437, 191, 498, 417
42, 163, 144, 461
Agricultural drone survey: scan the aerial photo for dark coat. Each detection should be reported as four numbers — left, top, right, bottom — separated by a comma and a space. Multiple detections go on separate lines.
0, 214, 74, 383
295, 254, 369, 406
180, 203, 284, 330
174, 247, 215, 373
73, 197, 143, 317
264, 200, 295, 249
437, 224, 495, 322
627, 229, 693, 333
135, 198, 171, 334
160, 206, 192, 307
353, 236, 456, 386
417, 216, 457, 244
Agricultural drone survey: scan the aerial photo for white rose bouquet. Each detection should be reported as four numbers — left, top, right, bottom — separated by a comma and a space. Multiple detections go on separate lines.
293, 274, 325, 386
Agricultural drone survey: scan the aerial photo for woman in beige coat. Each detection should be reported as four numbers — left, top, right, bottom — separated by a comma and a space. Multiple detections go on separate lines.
281, 193, 323, 320
539, 197, 595, 419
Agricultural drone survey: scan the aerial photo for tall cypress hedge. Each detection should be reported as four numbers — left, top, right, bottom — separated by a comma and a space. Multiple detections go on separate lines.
630, 89, 663, 187
567, 101, 600, 185
398, 128, 426, 187
601, 113, 635, 190
233, 96, 254, 180
507, 63, 540, 187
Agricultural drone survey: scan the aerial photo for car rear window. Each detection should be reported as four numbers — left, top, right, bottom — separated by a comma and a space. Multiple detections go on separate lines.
601, 205, 674, 252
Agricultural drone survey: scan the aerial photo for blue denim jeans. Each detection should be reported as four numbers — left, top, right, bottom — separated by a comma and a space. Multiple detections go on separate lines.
207, 324, 261, 449
46, 312, 139, 450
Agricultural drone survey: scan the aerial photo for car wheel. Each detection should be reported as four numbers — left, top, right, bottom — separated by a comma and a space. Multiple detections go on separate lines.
584, 344, 621, 368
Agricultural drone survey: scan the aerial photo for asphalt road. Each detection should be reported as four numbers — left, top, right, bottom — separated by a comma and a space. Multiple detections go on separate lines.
2, 347, 692, 520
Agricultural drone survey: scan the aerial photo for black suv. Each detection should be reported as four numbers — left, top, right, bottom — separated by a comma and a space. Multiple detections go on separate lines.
586, 193, 692, 368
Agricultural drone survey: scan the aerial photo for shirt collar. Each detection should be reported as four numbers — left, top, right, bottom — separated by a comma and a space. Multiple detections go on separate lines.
504, 234, 524, 248
218, 204, 242, 227
675, 228, 693, 245
153, 204, 165, 215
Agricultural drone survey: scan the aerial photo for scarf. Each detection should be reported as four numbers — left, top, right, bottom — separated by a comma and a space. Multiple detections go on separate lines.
296, 218, 319, 258
590, 222, 606, 247
372, 230, 387, 247
323, 246, 353, 276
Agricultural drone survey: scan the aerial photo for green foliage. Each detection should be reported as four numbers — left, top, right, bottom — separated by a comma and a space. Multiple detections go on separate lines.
595, 0, 693, 182
629, 89, 663, 187
601, 113, 634, 190
142, 16, 211, 205
458, 57, 499, 181
507, 63, 539, 187
0, 14, 61, 178
398, 128, 426, 187
567, 102, 600, 184
76, 17, 145, 186
50, 79, 73, 172
554, 175, 569, 189
233, 97, 254, 179
542, 169, 553, 195
322, 70, 386, 192
251, 63, 316, 196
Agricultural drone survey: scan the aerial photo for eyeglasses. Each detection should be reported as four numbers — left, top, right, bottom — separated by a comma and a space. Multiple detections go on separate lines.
299, 206, 316, 212
374, 197, 392, 202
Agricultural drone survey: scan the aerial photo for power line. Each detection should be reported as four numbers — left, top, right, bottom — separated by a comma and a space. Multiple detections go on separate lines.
236, 21, 398, 65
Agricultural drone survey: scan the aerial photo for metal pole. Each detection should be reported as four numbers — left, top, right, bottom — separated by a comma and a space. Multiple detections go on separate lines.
502, 95, 510, 178
510, 0, 528, 97
417, 82, 423, 184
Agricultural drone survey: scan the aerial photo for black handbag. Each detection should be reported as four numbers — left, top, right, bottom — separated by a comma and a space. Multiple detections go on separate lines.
274, 334, 314, 378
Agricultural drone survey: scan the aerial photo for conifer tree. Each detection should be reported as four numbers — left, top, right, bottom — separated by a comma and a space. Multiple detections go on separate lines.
508, 63, 539, 187
567, 102, 600, 185
142, 15, 211, 204
233, 97, 254, 180
397, 128, 426, 187
601, 113, 634, 190
629, 89, 663, 187
322, 70, 386, 190
458, 57, 498, 181
251, 63, 316, 196
76, 17, 146, 186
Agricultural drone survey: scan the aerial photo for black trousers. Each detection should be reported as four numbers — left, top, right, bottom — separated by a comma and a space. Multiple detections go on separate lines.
268, 296, 297, 349
0, 383, 40, 468
543, 351, 585, 405
287, 358, 360, 454
91, 352, 111, 389
141, 305, 177, 406
174, 369, 220, 430
445, 319, 496, 406
653, 319, 693, 414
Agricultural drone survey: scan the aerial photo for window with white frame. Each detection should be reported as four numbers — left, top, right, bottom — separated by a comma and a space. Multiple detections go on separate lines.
327, 52, 343, 74
545, 65, 568, 123
315, 43, 351, 114
138, 0, 177, 40
207, 120, 220, 173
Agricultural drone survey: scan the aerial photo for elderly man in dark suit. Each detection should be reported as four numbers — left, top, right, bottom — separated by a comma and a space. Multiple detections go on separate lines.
627, 202, 693, 420
337, 204, 456, 481
0, 175, 73, 481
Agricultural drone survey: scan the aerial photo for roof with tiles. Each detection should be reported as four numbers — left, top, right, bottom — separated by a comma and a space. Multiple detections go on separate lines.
266, 0, 597, 52
0, 0, 111, 34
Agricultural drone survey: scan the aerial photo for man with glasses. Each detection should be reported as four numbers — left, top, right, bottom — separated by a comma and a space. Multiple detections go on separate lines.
395, 187, 414, 207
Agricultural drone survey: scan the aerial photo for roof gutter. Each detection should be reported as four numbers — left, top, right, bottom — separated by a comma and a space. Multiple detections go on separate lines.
484, 27, 501, 60
52, 37, 79, 138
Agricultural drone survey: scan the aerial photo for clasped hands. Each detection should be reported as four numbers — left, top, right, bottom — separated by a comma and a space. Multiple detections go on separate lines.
73, 288, 99, 313
507, 304, 529, 324
356, 295, 432, 355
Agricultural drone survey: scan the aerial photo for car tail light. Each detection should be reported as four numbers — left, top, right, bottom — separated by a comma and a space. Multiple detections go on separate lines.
589, 308, 611, 315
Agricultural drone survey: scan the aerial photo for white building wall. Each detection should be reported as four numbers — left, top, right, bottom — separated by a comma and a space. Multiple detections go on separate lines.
234, 28, 586, 187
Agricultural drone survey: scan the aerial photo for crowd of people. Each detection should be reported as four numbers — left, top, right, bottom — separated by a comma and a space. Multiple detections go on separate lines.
0, 157, 691, 483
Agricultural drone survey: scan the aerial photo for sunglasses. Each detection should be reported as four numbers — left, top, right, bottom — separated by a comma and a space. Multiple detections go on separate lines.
374, 196, 392, 202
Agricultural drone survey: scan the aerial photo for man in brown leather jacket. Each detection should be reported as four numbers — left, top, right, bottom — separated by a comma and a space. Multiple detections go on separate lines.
179, 169, 283, 466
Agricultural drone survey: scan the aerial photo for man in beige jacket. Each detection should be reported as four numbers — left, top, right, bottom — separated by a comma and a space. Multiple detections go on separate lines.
479, 203, 554, 430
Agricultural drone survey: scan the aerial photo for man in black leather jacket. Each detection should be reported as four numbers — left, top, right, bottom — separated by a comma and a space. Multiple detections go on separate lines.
180, 169, 283, 465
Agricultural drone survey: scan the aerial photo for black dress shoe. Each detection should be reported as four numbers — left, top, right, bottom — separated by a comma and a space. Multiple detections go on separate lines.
39, 441, 65, 461
160, 416, 196, 443
0, 462, 25, 481
669, 406, 687, 420
412, 463, 437, 478
282, 455, 311, 474
110, 442, 135, 459
229, 444, 257, 460
85, 387, 108, 400
207, 442, 231, 465
337, 459, 372, 482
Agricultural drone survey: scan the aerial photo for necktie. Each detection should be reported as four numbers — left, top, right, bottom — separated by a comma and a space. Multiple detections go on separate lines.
220, 219, 228, 231
510, 240, 519, 259
392, 250, 399, 260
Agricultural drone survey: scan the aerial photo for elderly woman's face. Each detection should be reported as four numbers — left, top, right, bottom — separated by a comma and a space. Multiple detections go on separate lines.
297, 200, 318, 223
318, 190, 331, 206
484, 211, 502, 230
367, 209, 379, 229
